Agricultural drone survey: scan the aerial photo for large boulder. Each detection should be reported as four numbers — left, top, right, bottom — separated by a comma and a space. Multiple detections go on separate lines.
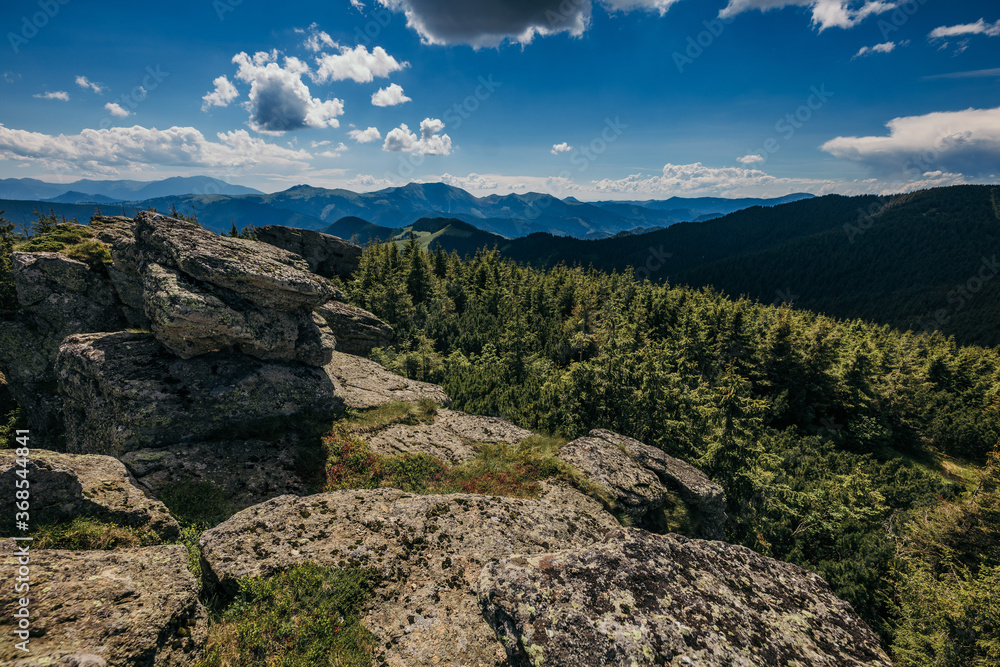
0, 251, 125, 442
0, 449, 179, 538
358, 407, 533, 464
199, 489, 617, 667
56, 332, 342, 456
0, 544, 206, 666
315, 300, 393, 357
252, 224, 363, 280
478, 528, 892, 667
590, 429, 728, 540
121, 438, 309, 513
133, 212, 337, 311
558, 431, 670, 525
143, 262, 335, 365
324, 350, 451, 409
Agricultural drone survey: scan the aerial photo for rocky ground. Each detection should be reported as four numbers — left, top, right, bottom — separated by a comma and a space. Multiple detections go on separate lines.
0, 213, 892, 666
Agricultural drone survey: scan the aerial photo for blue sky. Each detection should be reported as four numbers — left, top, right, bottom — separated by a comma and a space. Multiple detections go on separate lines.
0, 0, 998, 198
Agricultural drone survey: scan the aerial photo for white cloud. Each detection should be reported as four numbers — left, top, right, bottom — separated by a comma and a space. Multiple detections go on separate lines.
551, 142, 573, 154
376, 0, 682, 47
233, 51, 344, 134
75, 75, 105, 93
347, 174, 394, 189
316, 142, 349, 159
821, 107, 1000, 179
592, 162, 831, 197
313, 45, 407, 84
105, 103, 131, 118
2, 72, 19, 84
297, 23, 339, 52
371, 83, 411, 107
929, 18, 1000, 40
434, 173, 500, 190
382, 118, 452, 155
348, 126, 382, 143
0, 124, 312, 176
925, 67, 1000, 80
350, 0, 365, 11
737, 154, 764, 164
201, 75, 239, 111
853, 40, 906, 58
718, 0, 897, 31
34, 91, 69, 101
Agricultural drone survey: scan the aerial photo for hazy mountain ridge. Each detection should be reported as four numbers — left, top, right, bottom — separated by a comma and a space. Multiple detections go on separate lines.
0, 178, 814, 239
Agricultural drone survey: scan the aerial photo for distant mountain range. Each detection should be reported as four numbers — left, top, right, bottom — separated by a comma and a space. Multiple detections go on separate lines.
0, 177, 812, 240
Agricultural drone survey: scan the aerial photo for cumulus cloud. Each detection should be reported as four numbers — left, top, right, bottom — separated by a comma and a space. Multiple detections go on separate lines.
105, 103, 131, 118
75, 75, 105, 93
34, 91, 69, 101
0, 124, 312, 176
298, 23, 339, 52
929, 18, 1000, 40
551, 142, 573, 154
233, 51, 344, 134
821, 107, 1000, 179
592, 162, 830, 197
376, 0, 680, 47
350, 0, 366, 11
315, 142, 349, 158
737, 154, 764, 164
382, 118, 452, 155
313, 45, 407, 84
718, 0, 897, 31
853, 40, 905, 58
348, 126, 382, 143
371, 83, 412, 107
201, 76, 239, 111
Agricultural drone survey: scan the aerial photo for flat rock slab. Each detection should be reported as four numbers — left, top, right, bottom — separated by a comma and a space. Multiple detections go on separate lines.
0, 545, 206, 666
324, 351, 450, 410
57, 332, 341, 456
559, 433, 670, 524
316, 300, 393, 357
361, 408, 534, 463
0, 449, 179, 539
478, 528, 892, 667
590, 429, 728, 540
200, 488, 615, 667
122, 438, 309, 513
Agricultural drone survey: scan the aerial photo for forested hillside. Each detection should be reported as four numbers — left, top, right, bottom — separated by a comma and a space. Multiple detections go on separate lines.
343, 238, 1000, 664
492, 185, 1000, 347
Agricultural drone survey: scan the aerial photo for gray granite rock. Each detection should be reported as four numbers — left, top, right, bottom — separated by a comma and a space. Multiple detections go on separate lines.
252, 224, 362, 280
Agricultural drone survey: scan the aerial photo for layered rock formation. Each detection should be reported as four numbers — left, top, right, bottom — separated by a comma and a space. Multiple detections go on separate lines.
251, 224, 363, 280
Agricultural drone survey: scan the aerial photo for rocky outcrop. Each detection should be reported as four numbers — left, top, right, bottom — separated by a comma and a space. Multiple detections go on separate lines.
0, 544, 206, 666
252, 224, 362, 280
558, 431, 670, 525
478, 528, 892, 667
121, 438, 309, 513
56, 332, 342, 456
358, 407, 533, 463
0, 449, 179, 538
199, 489, 616, 667
316, 300, 393, 356
590, 429, 728, 540
325, 350, 450, 409
0, 251, 125, 441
